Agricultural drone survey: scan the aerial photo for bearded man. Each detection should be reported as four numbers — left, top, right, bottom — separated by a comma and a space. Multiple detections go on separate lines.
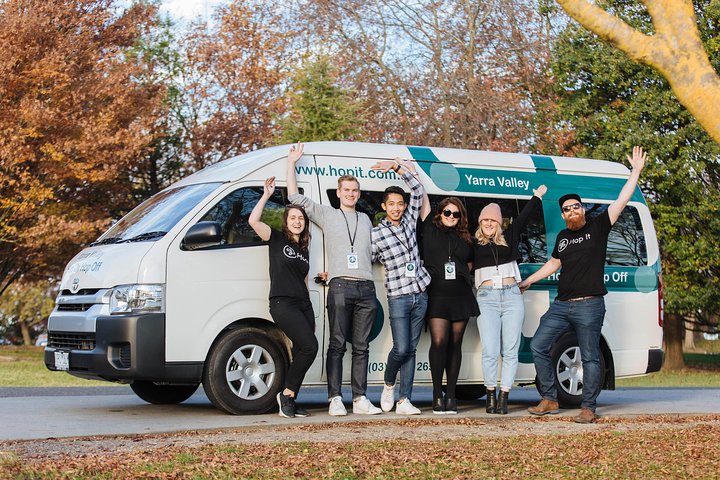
519, 146, 647, 423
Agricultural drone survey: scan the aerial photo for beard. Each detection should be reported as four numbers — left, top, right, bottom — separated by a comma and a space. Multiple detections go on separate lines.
565, 214, 586, 231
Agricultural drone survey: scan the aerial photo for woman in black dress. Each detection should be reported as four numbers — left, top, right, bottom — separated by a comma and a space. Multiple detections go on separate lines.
249, 176, 318, 418
420, 197, 479, 414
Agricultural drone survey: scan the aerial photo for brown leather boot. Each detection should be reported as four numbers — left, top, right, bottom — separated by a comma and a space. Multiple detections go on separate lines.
527, 399, 560, 416
573, 408, 598, 424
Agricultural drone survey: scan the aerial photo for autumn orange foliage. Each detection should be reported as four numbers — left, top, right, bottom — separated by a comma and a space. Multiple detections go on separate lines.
0, 0, 166, 290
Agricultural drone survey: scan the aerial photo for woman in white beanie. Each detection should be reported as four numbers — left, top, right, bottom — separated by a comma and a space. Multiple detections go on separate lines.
473, 185, 547, 414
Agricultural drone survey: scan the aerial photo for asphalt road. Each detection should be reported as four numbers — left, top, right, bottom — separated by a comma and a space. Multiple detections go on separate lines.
2, 385, 719, 441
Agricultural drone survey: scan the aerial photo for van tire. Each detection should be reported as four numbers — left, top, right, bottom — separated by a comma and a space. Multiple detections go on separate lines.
203, 328, 286, 415
546, 333, 606, 408
130, 381, 199, 404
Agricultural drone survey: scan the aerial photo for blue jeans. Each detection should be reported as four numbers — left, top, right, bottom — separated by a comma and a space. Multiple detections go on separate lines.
530, 297, 606, 411
476, 284, 524, 390
384, 291, 428, 401
326, 278, 378, 399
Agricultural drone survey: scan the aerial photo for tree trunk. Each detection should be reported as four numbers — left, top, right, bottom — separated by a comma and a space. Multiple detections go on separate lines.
20, 320, 32, 346
683, 316, 696, 351
556, 0, 720, 146
663, 312, 686, 371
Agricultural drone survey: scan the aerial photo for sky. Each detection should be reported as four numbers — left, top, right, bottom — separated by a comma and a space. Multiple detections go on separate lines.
158, 0, 227, 23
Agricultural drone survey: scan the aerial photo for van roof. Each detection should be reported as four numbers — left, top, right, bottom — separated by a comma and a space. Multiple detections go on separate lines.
172, 141, 630, 188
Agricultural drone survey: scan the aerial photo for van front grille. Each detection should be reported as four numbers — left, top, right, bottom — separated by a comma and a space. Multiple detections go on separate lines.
60, 289, 100, 296
56, 303, 94, 312
48, 332, 96, 350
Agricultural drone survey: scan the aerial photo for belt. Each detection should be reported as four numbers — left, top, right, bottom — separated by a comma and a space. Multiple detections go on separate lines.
566, 295, 598, 302
336, 276, 372, 282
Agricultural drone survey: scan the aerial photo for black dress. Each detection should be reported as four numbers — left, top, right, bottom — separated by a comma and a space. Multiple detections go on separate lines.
421, 215, 480, 321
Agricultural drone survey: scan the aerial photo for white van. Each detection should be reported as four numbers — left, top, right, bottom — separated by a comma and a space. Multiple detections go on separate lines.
45, 142, 664, 414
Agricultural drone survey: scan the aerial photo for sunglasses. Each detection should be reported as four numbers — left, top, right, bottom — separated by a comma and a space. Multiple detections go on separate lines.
442, 209, 461, 219
561, 203, 583, 213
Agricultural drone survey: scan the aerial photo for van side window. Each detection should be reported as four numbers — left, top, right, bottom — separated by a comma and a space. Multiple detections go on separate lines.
584, 204, 648, 266
199, 186, 302, 247
326, 190, 547, 263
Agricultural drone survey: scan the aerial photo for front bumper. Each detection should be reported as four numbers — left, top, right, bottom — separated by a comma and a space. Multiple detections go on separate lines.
44, 313, 202, 383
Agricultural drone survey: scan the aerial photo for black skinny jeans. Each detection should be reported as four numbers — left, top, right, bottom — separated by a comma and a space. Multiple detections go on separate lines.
269, 296, 318, 395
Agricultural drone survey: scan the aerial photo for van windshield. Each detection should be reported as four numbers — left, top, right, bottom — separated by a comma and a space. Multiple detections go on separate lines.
91, 183, 222, 246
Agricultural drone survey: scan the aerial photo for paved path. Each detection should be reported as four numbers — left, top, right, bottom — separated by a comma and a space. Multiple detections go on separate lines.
2, 386, 719, 441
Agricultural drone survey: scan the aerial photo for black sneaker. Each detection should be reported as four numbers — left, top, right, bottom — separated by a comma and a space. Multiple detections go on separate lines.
432, 397, 445, 415
294, 405, 310, 417
445, 398, 458, 414
277, 392, 295, 418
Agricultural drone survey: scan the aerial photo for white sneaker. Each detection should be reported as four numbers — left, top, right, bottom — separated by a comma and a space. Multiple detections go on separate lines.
328, 396, 347, 416
395, 399, 421, 415
352, 395, 382, 415
380, 384, 395, 412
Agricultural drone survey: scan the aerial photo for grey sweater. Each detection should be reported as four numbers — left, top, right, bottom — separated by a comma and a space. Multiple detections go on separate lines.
288, 193, 374, 282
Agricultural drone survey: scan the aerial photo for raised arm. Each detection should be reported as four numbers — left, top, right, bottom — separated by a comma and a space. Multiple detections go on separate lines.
371, 158, 426, 221
608, 146, 646, 225
248, 177, 275, 241
518, 257, 562, 292
286, 142, 304, 196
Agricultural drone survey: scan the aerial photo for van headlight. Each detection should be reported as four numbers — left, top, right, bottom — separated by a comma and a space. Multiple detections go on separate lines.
109, 284, 165, 315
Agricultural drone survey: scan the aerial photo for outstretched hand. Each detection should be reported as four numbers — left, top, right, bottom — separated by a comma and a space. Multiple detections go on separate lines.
370, 159, 398, 172
263, 176, 276, 198
533, 184, 547, 198
627, 146, 647, 173
288, 142, 304, 164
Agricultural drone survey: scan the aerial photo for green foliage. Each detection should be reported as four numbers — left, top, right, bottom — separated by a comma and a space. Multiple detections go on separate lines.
0, 280, 56, 344
276, 56, 363, 143
550, 1, 720, 334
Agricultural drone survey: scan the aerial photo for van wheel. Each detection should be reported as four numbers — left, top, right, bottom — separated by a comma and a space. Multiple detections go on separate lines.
546, 333, 606, 408
130, 381, 199, 404
203, 328, 287, 415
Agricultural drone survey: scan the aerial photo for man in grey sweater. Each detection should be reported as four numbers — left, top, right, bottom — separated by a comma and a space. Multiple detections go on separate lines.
286, 142, 382, 416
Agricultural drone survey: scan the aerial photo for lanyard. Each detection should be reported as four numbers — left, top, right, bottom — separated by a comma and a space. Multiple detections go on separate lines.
384, 222, 412, 261
341, 210, 359, 253
489, 242, 500, 272
446, 230, 457, 262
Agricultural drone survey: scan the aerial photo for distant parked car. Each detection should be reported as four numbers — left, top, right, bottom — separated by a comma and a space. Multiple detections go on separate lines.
35, 333, 48, 347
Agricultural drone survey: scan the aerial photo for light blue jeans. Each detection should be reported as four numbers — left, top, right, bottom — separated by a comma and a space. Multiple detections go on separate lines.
476, 284, 525, 390
385, 291, 428, 401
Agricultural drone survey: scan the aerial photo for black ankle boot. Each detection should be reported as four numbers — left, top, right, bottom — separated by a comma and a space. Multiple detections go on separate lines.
497, 390, 509, 415
486, 389, 497, 414
432, 396, 445, 415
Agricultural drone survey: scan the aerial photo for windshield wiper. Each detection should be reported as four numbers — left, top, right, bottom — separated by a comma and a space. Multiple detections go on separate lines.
117, 231, 168, 243
89, 236, 123, 247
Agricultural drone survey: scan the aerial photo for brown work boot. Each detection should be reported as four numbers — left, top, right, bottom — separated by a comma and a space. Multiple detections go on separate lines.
527, 399, 560, 416
574, 408, 598, 424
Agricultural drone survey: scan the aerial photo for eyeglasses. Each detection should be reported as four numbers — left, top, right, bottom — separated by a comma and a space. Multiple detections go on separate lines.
442, 209, 461, 219
561, 203, 583, 213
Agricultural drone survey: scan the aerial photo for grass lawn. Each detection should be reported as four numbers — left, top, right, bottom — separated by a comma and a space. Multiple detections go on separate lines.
0, 346, 122, 387
2, 344, 719, 388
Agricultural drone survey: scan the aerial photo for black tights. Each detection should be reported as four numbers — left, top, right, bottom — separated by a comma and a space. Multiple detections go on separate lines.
428, 317, 469, 399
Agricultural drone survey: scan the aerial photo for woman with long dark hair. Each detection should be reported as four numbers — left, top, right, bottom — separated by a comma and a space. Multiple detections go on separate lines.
420, 197, 479, 414
249, 176, 318, 418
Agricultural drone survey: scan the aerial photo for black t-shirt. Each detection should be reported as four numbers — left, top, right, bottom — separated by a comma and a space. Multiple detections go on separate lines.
552, 210, 612, 301
420, 214, 474, 286
268, 229, 310, 299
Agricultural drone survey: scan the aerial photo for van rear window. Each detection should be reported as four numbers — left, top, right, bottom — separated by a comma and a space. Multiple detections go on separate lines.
584, 204, 648, 266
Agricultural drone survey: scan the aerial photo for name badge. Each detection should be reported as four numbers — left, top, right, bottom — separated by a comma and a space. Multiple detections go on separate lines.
347, 254, 359, 269
492, 274, 503, 289
444, 262, 456, 280
404, 262, 416, 277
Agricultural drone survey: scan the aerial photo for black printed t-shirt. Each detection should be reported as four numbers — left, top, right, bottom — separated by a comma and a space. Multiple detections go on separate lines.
268, 229, 310, 300
551, 210, 612, 301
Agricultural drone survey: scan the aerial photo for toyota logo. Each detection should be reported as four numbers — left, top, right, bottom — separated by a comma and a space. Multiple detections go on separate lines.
71, 278, 80, 293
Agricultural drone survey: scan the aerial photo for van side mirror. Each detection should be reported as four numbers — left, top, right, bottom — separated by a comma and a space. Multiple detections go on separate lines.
182, 221, 222, 250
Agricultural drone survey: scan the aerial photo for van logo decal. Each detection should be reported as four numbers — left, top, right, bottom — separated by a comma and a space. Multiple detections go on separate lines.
71, 278, 80, 293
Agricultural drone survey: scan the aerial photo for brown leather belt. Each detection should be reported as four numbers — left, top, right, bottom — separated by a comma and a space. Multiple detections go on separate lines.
566, 295, 598, 302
